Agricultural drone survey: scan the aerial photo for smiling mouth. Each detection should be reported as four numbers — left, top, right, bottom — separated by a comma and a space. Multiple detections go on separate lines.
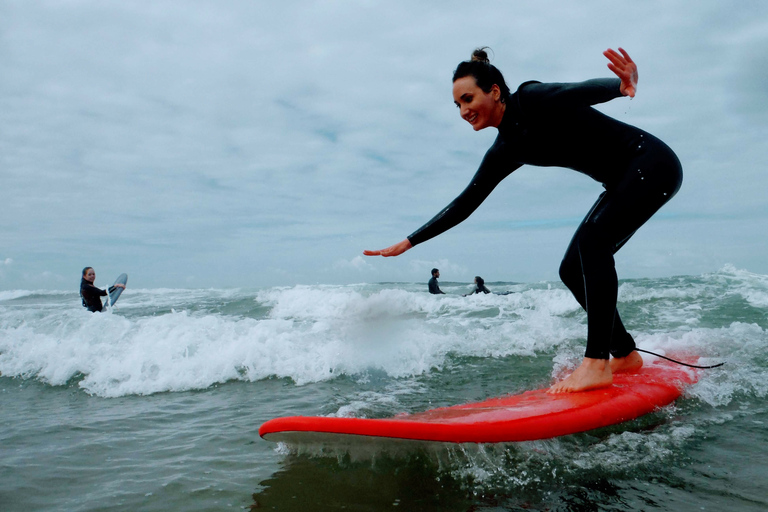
467, 113, 478, 123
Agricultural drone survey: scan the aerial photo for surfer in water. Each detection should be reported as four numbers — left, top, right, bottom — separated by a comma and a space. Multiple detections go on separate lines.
428, 268, 446, 294
80, 267, 126, 312
364, 48, 682, 393
464, 276, 491, 296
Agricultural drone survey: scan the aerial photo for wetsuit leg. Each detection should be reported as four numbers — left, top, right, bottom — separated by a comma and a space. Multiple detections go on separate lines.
560, 199, 631, 358
559, 137, 682, 359
560, 195, 637, 358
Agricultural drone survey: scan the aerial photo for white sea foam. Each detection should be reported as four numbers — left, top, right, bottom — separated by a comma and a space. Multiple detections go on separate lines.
1, 269, 766, 401
0, 284, 578, 397
716, 264, 768, 308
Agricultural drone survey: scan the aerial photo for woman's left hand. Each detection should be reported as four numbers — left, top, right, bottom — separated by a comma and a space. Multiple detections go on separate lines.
603, 47, 638, 98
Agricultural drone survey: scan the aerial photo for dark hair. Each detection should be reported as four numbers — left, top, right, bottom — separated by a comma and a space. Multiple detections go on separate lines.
453, 47, 510, 102
82, 266, 93, 277
431, 268, 439, 276
475, 276, 485, 287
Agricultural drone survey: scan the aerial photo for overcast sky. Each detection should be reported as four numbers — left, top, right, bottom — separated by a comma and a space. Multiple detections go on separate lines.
1, 0, 767, 290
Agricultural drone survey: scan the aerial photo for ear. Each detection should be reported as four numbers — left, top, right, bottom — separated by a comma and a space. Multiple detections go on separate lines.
491, 84, 501, 101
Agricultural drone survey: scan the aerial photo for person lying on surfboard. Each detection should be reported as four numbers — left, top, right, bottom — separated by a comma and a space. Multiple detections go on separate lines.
80, 267, 126, 313
364, 47, 682, 393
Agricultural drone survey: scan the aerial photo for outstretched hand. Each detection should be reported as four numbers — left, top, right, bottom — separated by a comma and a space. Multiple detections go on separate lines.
603, 47, 638, 98
363, 238, 412, 257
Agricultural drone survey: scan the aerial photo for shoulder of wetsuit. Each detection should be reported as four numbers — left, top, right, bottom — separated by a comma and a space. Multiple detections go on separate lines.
515, 80, 543, 99
515, 80, 548, 110
517, 80, 542, 92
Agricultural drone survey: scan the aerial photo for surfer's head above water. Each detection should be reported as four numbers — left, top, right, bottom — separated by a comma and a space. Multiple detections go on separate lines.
453, 47, 510, 131
82, 267, 95, 283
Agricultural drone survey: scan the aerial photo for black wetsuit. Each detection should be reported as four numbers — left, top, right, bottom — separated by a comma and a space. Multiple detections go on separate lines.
407, 78, 682, 360
428, 276, 445, 294
80, 278, 109, 312
464, 283, 491, 296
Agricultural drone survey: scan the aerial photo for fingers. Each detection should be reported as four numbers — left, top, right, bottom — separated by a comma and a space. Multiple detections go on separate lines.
364, 247, 396, 257
363, 239, 412, 257
618, 47, 634, 64
603, 48, 629, 72
604, 48, 636, 74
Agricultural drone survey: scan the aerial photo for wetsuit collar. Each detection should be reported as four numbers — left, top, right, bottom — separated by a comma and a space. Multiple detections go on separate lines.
497, 93, 519, 133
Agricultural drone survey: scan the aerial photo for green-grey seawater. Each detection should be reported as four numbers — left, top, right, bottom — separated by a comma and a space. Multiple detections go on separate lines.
1, 266, 767, 511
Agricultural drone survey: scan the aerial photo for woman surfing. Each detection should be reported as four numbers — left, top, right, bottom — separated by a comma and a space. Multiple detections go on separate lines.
364, 48, 682, 393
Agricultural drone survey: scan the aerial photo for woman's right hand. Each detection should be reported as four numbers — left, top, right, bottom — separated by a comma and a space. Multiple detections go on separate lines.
363, 238, 412, 257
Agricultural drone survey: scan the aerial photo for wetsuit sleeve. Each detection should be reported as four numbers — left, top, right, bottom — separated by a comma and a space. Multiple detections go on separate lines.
407, 140, 521, 247
83, 283, 107, 297
519, 78, 623, 109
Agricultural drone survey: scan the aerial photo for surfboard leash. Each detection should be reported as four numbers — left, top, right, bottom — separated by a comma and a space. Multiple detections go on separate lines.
636, 348, 725, 369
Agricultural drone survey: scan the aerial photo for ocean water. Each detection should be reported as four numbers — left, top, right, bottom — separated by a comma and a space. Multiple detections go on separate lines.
1, 265, 767, 511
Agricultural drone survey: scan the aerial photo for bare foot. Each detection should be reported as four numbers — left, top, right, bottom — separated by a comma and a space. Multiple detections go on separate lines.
548, 357, 613, 394
609, 350, 643, 374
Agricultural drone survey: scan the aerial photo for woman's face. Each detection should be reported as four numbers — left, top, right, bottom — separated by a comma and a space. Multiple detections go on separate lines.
453, 76, 504, 131
84, 268, 95, 284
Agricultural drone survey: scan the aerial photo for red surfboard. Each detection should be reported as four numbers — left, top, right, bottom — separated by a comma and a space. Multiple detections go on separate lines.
259, 358, 697, 444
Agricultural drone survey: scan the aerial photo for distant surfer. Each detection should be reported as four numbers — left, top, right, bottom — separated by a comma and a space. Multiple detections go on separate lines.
80, 267, 126, 312
428, 268, 445, 294
463, 276, 491, 296
364, 48, 682, 393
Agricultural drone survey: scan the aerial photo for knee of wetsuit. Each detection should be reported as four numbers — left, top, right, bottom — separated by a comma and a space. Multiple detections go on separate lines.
558, 258, 577, 285
574, 219, 613, 250
575, 230, 615, 273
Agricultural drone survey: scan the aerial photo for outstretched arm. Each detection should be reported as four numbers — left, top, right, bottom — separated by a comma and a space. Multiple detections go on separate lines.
603, 47, 638, 98
365, 142, 518, 257
517, 48, 637, 108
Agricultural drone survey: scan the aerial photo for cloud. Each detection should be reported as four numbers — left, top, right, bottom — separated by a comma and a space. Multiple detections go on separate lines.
1, 1, 767, 290
334, 255, 375, 272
